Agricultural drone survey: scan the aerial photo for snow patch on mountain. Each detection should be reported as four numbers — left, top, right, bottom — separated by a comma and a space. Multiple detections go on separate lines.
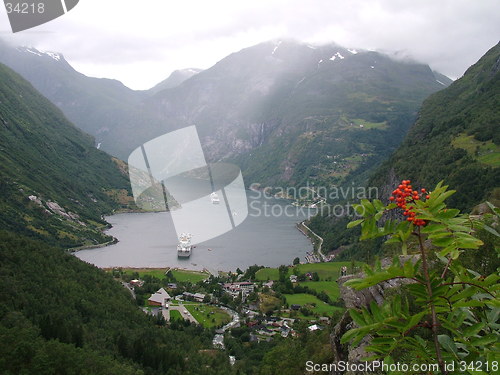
19, 47, 42, 57
18, 46, 62, 62
329, 52, 345, 61
347, 48, 358, 54
272, 41, 282, 55
46, 52, 61, 61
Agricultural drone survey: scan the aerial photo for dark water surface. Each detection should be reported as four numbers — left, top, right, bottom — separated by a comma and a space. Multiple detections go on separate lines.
75, 192, 315, 272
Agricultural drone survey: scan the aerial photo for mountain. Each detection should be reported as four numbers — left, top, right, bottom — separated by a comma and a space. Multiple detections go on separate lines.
0, 39, 451, 189
308, 42, 500, 260
0, 62, 131, 247
0, 62, 233, 375
0, 40, 165, 158
145, 40, 452, 188
369, 41, 500, 210
149, 68, 202, 93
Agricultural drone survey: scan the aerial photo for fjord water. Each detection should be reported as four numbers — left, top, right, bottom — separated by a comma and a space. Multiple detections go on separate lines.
75, 191, 315, 272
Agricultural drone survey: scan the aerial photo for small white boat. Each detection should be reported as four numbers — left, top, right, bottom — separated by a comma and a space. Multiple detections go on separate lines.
210, 192, 220, 204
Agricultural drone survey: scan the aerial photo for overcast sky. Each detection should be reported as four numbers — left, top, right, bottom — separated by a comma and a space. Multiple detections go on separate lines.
1, 0, 499, 90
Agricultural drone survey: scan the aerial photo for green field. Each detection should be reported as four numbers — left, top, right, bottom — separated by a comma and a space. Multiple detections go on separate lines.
351, 118, 388, 130
117, 268, 168, 279
294, 262, 360, 280
170, 269, 209, 283
185, 304, 231, 328
452, 133, 500, 167
255, 268, 280, 281
298, 281, 340, 301
256, 261, 360, 282
284, 294, 341, 316
113, 267, 209, 283
169, 310, 183, 321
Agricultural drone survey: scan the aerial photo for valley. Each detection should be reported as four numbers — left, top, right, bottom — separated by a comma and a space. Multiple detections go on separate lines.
0, 33, 498, 375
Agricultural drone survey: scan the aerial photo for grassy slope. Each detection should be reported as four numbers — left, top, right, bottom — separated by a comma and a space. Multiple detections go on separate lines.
283, 294, 342, 316
256, 262, 360, 302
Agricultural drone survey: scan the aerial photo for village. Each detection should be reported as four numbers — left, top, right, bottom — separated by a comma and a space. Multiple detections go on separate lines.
111, 261, 357, 353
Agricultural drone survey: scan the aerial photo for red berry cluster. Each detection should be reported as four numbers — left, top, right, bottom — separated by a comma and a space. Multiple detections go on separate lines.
389, 180, 429, 226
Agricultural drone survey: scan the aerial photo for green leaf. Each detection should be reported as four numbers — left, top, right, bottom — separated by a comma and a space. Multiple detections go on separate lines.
347, 219, 364, 229
361, 308, 374, 325
385, 236, 401, 244
405, 312, 426, 332
485, 201, 500, 218
462, 322, 486, 337
353, 204, 365, 215
428, 232, 452, 240
349, 309, 366, 326
373, 199, 384, 211
429, 190, 456, 210
454, 300, 484, 308
432, 236, 454, 247
403, 260, 415, 278
438, 335, 459, 358
421, 223, 447, 233
482, 224, 500, 237
361, 199, 375, 215
436, 209, 460, 219
370, 301, 383, 322
470, 333, 499, 347
340, 328, 359, 344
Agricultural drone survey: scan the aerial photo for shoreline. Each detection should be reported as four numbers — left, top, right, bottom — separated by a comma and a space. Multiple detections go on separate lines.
296, 220, 326, 261
68, 237, 118, 253
103, 266, 216, 277
72, 202, 318, 272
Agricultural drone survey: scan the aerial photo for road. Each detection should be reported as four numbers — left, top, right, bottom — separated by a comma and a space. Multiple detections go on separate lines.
121, 282, 136, 299
168, 302, 198, 324
301, 221, 326, 261
212, 305, 240, 349
161, 307, 170, 321
218, 305, 240, 332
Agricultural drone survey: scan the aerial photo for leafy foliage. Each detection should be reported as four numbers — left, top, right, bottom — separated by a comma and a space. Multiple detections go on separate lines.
342, 181, 500, 373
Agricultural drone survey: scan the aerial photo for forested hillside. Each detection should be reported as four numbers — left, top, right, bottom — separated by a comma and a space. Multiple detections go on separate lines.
370, 42, 500, 210
0, 63, 234, 374
309, 42, 500, 260
0, 63, 132, 247
0, 231, 233, 374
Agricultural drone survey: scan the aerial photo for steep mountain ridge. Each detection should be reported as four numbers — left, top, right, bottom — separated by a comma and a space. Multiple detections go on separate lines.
0, 60, 234, 375
149, 68, 203, 94
145, 40, 451, 187
0, 40, 164, 158
369, 41, 500, 210
308, 42, 500, 260
1, 39, 451, 189
0, 62, 131, 247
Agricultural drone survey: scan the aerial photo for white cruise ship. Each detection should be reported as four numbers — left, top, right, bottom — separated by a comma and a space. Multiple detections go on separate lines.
177, 233, 193, 258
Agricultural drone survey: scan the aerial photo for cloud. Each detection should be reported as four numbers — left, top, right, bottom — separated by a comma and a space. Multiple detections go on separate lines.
1, 0, 498, 89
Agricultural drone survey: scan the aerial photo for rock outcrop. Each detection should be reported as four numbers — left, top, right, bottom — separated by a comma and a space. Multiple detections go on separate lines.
329, 256, 419, 375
